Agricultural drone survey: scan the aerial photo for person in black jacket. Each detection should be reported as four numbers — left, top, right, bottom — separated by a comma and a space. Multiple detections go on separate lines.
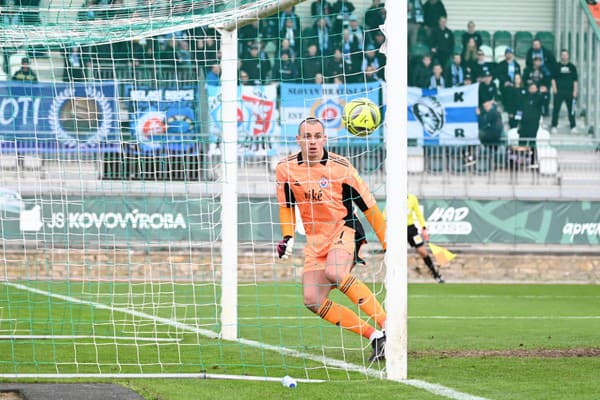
503, 73, 527, 128
272, 49, 299, 82
516, 82, 544, 164
423, 0, 447, 35
429, 16, 454, 67
496, 47, 521, 102
461, 21, 482, 51
522, 56, 552, 116
525, 39, 556, 70
551, 49, 579, 133
411, 53, 432, 88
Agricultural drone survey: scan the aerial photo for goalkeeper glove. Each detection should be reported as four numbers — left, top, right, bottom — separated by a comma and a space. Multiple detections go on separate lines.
277, 236, 294, 259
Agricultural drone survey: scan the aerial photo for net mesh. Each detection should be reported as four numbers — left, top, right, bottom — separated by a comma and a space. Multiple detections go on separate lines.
0, 0, 285, 47
0, 0, 389, 380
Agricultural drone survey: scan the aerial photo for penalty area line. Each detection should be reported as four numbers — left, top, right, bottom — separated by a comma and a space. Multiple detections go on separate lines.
2, 281, 490, 400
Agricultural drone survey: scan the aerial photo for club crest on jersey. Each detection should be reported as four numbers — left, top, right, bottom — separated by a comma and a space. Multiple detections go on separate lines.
319, 177, 329, 188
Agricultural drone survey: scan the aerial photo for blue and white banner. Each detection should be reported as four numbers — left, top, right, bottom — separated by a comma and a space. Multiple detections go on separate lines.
206, 84, 279, 156
0, 81, 119, 147
126, 86, 199, 151
280, 82, 382, 142
408, 83, 479, 146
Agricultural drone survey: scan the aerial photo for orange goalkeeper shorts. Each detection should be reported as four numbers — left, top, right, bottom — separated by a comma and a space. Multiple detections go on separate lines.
303, 225, 356, 273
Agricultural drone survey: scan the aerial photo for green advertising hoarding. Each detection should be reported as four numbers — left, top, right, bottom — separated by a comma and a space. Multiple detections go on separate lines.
1, 189, 599, 246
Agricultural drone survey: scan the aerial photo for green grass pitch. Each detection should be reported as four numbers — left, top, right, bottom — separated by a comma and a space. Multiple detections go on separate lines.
1, 282, 599, 399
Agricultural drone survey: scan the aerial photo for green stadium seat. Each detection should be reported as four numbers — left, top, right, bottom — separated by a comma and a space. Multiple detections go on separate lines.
535, 31, 556, 53
409, 42, 431, 58
514, 31, 534, 58
479, 30, 492, 47
453, 30, 466, 54
493, 30, 512, 48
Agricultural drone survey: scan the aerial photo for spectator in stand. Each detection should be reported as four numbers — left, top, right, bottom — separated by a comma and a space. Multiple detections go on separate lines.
12, 57, 38, 82
423, 0, 447, 38
496, 47, 522, 101
411, 53, 432, 88
304, 17, 333, 56
503, 73, 526, 128
372, 29, 387, 72
239, 70, 251, 85
478, 68, 498, 111
525, 39, 556, 70
259, 16, 279, 49
205, 64, 220, 86
2, 0, 20, 25
339, 28, 361, 82
129, 37, 152, 67
272, 49, 298, 82
515, 81, 544, 165
280, 16, 300, 55
347, 15, 364, 50
551, 49, 579, 134
462, 72, 473, 86
311, 0, 332, 22
63, 45, 89, 82
473, 48, 495, 81
462, 37, 478, 76
324, 48, 345, 83
279, 38, 296, 61
278, 7, 300, 33
461, 21, 482, 51
331, 0, 355, 34
364, 0, 386, 43
362, 44, 383, 81
193, 32, 220, 75
314, 72, 325, 84
429, 16, 454, 67
429, 63, 446, 89
364, 65, 381, 82
407, 0, 425, 47
522, 55, 552, 116
239, 20, 262, 56
446, 53, 466, 87
301, 43, 324, 83
240, 44, 271, 85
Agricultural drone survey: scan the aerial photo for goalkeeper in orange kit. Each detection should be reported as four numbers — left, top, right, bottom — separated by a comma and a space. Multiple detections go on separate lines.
275, 117, 388, 362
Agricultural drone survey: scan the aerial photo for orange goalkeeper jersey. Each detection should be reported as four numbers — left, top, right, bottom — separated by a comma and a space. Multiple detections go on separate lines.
275, 150, 377, 257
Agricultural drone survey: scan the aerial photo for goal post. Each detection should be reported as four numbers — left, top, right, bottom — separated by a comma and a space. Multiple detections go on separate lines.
382, 0, 409, 381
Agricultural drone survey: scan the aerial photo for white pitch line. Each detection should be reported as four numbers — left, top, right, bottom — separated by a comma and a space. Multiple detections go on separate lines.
0, 335, 181, 342
2, 281, 490, 400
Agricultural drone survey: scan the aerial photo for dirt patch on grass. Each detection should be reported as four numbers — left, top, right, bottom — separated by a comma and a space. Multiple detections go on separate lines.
411, 348, 600, 358
0, 392, 24, 400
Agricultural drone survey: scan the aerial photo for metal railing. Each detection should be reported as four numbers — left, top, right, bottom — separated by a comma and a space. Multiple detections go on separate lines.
556, 0, 600, 138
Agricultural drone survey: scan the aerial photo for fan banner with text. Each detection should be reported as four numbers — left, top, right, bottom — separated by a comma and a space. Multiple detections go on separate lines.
280, 82, 382, 143
408, 83, 479, 146
126, 85, 199, 151
206, 84, 279, 156
0, 81, 120, 148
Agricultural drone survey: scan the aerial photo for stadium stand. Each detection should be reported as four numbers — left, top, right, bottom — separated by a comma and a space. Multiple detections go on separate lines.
493, 30, 512, 48
514, 30, 534, 57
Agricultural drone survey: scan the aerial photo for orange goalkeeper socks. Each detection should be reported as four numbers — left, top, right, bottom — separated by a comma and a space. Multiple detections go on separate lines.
339, 275, 386, 330
318, 298, 376, 340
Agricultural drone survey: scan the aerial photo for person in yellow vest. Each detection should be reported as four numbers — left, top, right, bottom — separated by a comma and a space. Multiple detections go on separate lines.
407, 193, 444, 283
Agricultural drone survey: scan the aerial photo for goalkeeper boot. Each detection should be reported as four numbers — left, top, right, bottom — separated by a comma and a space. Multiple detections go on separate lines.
368, 332, 386, 362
